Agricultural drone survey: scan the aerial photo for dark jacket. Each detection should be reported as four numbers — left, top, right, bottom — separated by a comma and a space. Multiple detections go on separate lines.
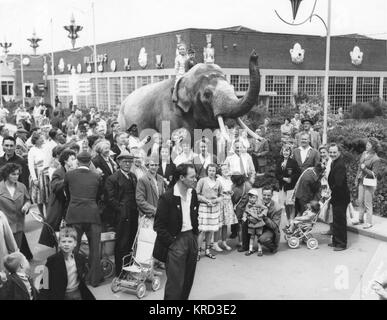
136, 172, 165, 217
50, 116, 63, 130
64, 168, 103, 225
153, 187, 199, 263
0, 154, 30, 189
262, 199, 282, 249
39, 166, 66, 247
275, 157, 301, 191
92, 154, 117, 187
294, 168, 321, 203
43, 251, 95, 300
0, 273, 38, 300
192, 154, 218, 179
293, 147, 320, 173
157, 162, 176, 185
231, 181, 252, 221
328, 155, 350, 206
105, 170, 138, 224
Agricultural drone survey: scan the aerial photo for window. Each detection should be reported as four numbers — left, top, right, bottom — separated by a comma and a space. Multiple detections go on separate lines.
89, 78, 97, 108
265, 75, 294, 114
137, 76, 151, 88
230, 75, 249, 92
1, 81, 14, 96
356, 77, 380, 103
328, 77, 353, 112
298, 76, 323, 96
153, 75, 169, 82
97, 77, 108, 111
122, 77, 135, 98
109, 77, 121, 110
383, 78, 387, 101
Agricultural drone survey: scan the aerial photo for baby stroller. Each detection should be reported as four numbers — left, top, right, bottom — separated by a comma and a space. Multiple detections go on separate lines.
284, 199, 329, 250
110, 216, 162, 299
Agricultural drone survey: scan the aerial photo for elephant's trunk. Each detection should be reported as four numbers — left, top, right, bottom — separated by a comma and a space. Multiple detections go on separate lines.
220, 50, 260, 118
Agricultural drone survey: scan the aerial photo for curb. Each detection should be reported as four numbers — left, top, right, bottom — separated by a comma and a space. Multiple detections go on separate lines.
347, 225, 387, 242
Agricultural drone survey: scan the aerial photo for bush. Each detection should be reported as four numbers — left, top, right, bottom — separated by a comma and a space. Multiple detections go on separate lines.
351, 102, 375, 119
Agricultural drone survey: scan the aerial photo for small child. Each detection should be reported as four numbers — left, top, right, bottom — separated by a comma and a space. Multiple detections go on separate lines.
286, 200, 320, 234
0, 252, 38, 300
243, 189, 268, 257
44, 227, 94, 300
172, 43, 188, 102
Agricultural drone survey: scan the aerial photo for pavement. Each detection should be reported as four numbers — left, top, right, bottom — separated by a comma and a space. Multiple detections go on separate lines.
347, 214, 387, 242
23, 203, 387, 300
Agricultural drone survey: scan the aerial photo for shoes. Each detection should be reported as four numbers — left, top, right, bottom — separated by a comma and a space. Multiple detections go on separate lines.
220, 241, 232, 251
270, 248, 278, 254
257, 249, 263, 257
237, 247, 247, 253
363, 224, 373, 229
205, 250, 216, 259
229, 233, 237, 239
245, 250, 256, 256
212, 242, 223, 252
328, 243, 335, 247
333, 246, 347, 251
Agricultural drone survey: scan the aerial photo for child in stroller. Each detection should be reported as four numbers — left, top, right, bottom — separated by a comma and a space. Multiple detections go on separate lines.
284, 200, 320, 250
242, 189, 268, 257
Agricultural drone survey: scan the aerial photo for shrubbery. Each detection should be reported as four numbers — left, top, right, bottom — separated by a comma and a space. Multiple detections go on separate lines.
349, 98, 387, 119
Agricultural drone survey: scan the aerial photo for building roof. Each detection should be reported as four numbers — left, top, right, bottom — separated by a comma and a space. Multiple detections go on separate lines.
337, 33, 374, 39
219, 26, 260, 33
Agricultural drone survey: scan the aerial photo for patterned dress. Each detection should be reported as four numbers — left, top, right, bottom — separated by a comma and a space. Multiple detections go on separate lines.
217, 175, 238, 227
196, 177, 222, 232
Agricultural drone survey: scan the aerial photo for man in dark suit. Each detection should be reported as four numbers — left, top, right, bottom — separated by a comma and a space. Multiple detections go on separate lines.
328, 143, 350, 251
105, 151, 138, 275
105, 121, 120, 147
153, 163, 199, 300
157, 145, 176, 186
64, 151, 103, 287
295, 118, 322, 150
293, 133, 320, 173
192, 139, 217, 179
249, 128, 269, 174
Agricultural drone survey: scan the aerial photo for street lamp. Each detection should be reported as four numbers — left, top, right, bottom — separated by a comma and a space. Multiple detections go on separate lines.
27, 30, 42, 55
0, 41, 12, 55
0, 41, 13, 107
275, 0, 331, 145
64, 13, 83, 49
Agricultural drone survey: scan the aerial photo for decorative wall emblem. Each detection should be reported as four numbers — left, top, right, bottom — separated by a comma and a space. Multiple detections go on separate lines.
67, 64, 72, 72
76, 63, 82, 73
86, 64, 92, 73
110, 59, 117, 72
203, 33, 215, 64
350, 46, 363, 66
58, 58, 65, 73
290, 43, 305, 64
138, 47, 147, 69
98, 63, 103, 72
155, 54, 163, 69
22, 57, 30, 66
124, 58, 131, 71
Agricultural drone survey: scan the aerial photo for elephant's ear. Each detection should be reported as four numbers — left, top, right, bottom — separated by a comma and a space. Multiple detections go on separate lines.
176, 77, 192, 113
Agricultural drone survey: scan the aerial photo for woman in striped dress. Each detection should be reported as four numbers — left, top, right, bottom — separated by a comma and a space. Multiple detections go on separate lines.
196, 163, 223, 260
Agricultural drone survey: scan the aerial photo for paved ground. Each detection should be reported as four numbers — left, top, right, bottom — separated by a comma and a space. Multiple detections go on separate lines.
25, 209, 385, 300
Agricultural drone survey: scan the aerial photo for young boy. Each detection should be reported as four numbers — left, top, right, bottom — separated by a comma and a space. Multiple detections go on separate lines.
286, 200, 320, 234
172, 43, 188, 102
0, 252, 38, 300
242, 189, 268, 257
44, 227, 95, 300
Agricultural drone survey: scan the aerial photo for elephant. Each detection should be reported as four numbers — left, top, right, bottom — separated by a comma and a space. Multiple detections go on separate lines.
118, 50, 261, 141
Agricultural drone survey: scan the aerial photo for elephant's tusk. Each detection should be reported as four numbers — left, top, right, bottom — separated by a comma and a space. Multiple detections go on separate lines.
217, 116, 231, 142
237, 117, 263, 141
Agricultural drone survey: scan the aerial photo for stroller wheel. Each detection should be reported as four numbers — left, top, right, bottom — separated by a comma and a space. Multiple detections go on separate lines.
287, 237, 300, 249
152, 276, 161, 291
101, 258, 115, 279
111, 277, 121, 293
284, 234, 290, 241
307, 238, 319, 250
136, 282, 147, 299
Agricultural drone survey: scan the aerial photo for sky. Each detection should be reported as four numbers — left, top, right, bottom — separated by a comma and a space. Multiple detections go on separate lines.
0, 0, 387, 54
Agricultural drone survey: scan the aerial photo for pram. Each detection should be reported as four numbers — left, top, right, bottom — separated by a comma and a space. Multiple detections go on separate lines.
110, 216, 162, 299
30, 210, 116, 280
283, 198, 330, 250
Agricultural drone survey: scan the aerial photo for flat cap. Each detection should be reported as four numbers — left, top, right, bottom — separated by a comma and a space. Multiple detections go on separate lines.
77, 151, 92, 163
116, 150, 134, 161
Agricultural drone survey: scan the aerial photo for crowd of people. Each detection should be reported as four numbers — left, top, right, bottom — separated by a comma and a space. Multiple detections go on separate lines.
0, 95, 384, 300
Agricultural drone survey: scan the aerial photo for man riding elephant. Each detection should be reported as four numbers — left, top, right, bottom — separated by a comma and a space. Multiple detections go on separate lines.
118, 51, 263, 144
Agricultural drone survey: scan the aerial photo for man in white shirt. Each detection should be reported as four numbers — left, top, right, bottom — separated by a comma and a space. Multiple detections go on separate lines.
293, 133, 320, 173
224, 139, 255, 184
153, 163, 199, 300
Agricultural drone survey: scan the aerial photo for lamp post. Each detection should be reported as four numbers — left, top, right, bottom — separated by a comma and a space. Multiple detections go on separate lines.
64, 13, 83, 49
27, 30, 42, 55
275, 0, 331, 145
0, 41, 12, 107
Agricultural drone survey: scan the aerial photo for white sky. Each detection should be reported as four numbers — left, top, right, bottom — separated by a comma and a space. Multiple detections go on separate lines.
1, 0, 387, 54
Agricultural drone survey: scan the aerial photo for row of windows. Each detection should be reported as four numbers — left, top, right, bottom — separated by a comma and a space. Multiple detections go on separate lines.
1, 81, 14, 96
55, 74, 387, 114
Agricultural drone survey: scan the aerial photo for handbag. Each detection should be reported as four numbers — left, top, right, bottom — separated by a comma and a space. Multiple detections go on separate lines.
363, 172, 377, 187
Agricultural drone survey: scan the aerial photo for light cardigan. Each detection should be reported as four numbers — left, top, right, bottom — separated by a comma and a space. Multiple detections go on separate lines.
28, 146, 46, 181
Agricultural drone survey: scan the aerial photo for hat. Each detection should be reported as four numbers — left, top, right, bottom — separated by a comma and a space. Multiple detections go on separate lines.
248, 189, 260, 197
230, 171, 242, 176
16, 128, 28, 134
77, 151, 92, 163
127, 124, 137, 132
301, 118, 314, 125
116, 150, 134, 161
